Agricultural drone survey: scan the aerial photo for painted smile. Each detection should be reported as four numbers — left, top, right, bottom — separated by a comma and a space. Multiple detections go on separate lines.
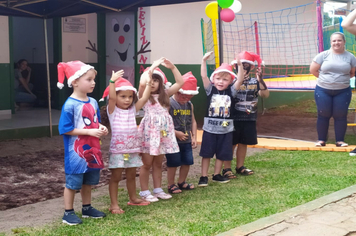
115, 43, 131, 61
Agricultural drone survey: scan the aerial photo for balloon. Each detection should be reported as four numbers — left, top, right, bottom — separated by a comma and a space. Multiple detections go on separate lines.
229, 0, 242, 13
220, 8, 235, 23
217, 0, 234, 9
205, 2, 219, 19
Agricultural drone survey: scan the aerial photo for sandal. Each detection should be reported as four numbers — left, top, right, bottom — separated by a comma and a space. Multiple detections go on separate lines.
236, 166, 254, 176
222, 168, 237, 179
168, 184, 182, 194
178, 181, 195, 190
315, 141, 326, 147
336, 142, 348, 147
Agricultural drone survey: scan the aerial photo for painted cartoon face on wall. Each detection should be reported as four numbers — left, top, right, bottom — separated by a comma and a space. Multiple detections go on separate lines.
106, 12, 135, 84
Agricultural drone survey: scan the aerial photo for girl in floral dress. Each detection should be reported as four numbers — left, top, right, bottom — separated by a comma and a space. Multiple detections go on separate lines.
138, 57, 184, 202
100, 69, 152, 214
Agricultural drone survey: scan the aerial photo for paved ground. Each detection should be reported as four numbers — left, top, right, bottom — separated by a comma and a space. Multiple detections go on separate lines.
219, 185, 356, 236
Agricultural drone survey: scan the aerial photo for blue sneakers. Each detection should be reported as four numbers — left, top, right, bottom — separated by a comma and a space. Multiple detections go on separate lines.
62, 211, 82, 225
82, 206, 106, 218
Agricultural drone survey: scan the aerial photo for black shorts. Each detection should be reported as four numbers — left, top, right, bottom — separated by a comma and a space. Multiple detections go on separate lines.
199, 131, 233, 161
232, 120, 257, 145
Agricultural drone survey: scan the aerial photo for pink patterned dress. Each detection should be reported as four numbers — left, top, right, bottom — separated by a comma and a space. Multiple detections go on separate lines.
138, 94, 179, 155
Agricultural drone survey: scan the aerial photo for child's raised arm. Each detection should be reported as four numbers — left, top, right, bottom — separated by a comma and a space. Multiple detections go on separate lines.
138, 57, 165, 98
201, 51, 213, 89
108, 70, 124, 114
136, 70, 152, 111
162, 58, 183, 97
342, 10, 356, 35
233, 55, 244, 90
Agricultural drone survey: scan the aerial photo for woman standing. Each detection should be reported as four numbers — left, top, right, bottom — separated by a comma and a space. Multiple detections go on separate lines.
310, 32, 356, 147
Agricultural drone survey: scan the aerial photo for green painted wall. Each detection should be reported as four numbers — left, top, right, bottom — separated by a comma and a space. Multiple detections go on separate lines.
0, 64, 12, 110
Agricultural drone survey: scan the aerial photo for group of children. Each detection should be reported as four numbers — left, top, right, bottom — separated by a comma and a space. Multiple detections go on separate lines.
57, 51, 269, 225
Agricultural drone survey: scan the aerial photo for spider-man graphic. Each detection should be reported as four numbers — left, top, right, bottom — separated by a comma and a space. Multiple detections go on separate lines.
74, 103, 103, 169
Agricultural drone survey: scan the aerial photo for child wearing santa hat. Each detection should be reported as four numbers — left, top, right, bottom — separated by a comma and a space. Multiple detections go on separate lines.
100, 70, 153, 214
138, 57, 184, 202
166, 71, 199, 194
222, 51, 269, 178
198, 51, 244, 187
57, 61, 108, 225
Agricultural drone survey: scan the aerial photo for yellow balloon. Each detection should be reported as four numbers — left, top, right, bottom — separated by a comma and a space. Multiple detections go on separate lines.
205, 2, 218, 20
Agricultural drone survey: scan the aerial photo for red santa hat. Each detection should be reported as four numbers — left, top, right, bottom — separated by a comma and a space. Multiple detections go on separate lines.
99, 78, 137, 102
209, 63, 237, 82
231, 51, 264, 68
179, 71, 199, 95
57, 61, 94, 89
144, 67, 172, 88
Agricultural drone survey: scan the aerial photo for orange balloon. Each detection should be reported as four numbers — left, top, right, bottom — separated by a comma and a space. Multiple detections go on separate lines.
205, 2, 218, 20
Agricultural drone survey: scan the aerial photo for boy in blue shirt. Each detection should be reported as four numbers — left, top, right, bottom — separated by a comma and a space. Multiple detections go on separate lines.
58, 61, 108, 225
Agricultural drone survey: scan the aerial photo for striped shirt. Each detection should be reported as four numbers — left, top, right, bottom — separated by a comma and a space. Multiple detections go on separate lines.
108, 105, 141, 154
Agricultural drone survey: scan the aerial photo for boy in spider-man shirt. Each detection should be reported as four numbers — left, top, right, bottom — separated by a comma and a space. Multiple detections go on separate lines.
58, 61, 108, 225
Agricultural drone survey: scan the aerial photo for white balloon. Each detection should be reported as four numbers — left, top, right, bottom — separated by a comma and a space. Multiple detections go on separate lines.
229, 0, 242, 13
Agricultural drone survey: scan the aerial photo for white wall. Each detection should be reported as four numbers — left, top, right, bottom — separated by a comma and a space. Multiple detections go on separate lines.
62, 13, 97, 63
148, 0, 318, 65
12, 17, 53, 64
0, 16, 9, 63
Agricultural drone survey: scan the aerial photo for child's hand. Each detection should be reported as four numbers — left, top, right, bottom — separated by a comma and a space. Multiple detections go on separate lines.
87, 129, 107, 138
176, 131, 188, 141
234, 52, 242, 66
99, 124, 109, 135
202, 51, 213, 61
191, 140, 197, 149
111, 70, 124, 82
161, 58, 175, 70
150, 57, 165, 71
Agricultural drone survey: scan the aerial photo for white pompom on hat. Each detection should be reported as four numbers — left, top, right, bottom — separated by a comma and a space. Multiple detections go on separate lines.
99, 78, 137, 102
209, 63, 237, 82
179, 71, 199, 95
57, 61, 94, 89
231, 51, 264, 68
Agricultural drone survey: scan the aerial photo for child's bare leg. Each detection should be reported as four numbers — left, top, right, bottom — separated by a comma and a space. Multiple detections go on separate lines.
81, 184, 92, 205
178, 165, 194, 189
109, 168, 124, 212
152, 154, 164, 188
214, 159, 223, 175
201, 157, 210, 176
64, 187, 76, 210
140, 153, 154, 191
236, 144, 247, 169
167, 166, 177, 186
126, 167, 147, 204
223, 145, 236, 169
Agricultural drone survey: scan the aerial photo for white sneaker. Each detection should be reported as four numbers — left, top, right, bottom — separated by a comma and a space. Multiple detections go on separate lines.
141, 194, 159, 202
154, 191, 172, 200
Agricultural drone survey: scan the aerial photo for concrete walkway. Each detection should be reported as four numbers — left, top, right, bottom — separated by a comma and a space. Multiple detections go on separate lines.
219, 185, 356, 236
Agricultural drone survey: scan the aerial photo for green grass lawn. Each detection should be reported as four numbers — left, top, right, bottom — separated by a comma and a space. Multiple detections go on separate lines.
13, 150, 356, 236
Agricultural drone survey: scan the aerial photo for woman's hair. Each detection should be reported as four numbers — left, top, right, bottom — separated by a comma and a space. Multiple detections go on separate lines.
330, 32, 345, 42
15, 59, 27, 69
118, 90, 138, 108
149, 74, 170, 108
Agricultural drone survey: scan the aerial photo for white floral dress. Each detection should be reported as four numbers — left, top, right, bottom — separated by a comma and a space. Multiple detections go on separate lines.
138, 94, 179, 155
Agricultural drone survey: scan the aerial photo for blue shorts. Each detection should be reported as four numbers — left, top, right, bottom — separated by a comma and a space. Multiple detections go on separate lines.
199, 131, 233, 161
233, 121, 257, 145
166, 143, 194, 167
65, 170, 100, 190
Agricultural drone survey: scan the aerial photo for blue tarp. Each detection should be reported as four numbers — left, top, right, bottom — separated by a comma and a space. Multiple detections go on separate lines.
0, 0, 207, 18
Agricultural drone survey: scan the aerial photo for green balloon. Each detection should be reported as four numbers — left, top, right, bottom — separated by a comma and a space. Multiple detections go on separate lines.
217, 0, 234, 9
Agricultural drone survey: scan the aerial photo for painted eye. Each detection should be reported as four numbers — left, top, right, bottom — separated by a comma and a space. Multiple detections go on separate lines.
123, 17, 131, 32
83, 117, 91, 126
112, 18, 119, 32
